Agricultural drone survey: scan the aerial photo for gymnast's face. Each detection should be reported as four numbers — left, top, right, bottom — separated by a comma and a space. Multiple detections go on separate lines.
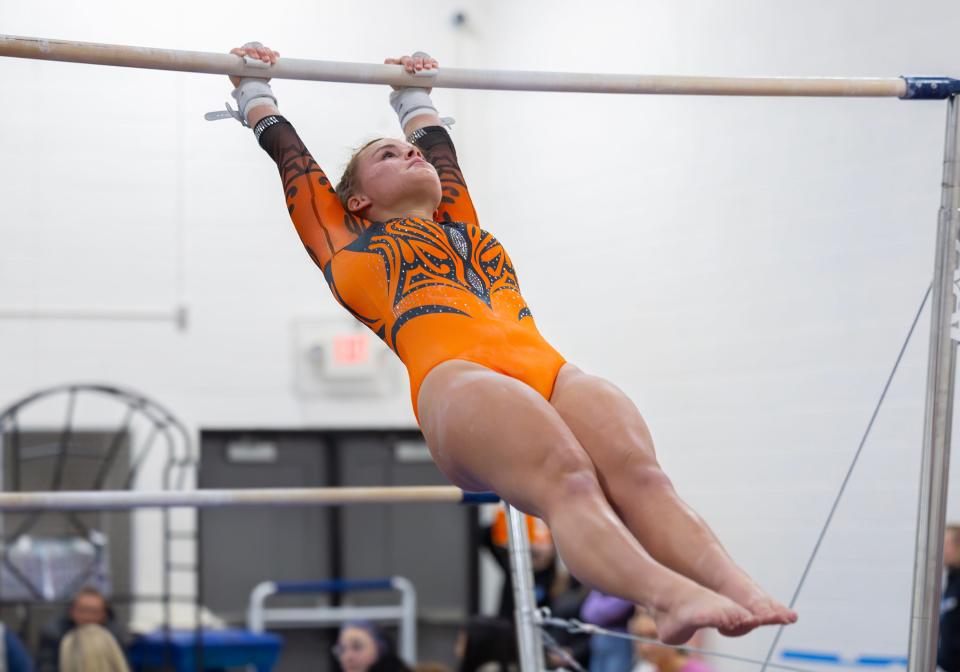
347, 139, 442, 218
334, 626, 379, 672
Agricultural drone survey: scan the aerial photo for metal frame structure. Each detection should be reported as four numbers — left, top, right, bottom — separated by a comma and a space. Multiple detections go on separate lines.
0, 383, 198, 649
506, 506, 546, 671
246, 577, 417, 663
1, 33, 958, 671
907, 95, 960, 672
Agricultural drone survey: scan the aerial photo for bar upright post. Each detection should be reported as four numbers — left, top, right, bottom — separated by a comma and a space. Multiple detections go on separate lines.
506, 505, 545, 672
907, 94, 960, 672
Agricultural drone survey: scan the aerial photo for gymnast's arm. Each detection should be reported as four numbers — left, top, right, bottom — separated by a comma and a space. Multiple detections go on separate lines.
385, 54, 479, 227
231, 44, 359, 271
254, 111, 357, 270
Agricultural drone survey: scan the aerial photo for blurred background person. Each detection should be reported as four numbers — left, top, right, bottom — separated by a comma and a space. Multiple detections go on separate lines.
413, 663, 454, 672
940, 523, 960, 671
630, 612, 710, 672
37, 587, 126, 672
484, 509, 590, 667
580, 590, 635, 672
58, 624, 130, 672
333, 620, 411, 672
0, 622, 34, 672
455, 616, 517, 672
485, 509, 570, 617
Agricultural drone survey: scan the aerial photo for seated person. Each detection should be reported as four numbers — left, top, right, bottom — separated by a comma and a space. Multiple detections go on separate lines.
630, 613, 711, 672
37, 587, 126, 672
580, 591, 635, 672
0, 623, 34, 672
333, 620, 411, 672
454, 617, 517, 672
483, 509, 589, 666
484, 509, 569, 618
59, 624, 130, 672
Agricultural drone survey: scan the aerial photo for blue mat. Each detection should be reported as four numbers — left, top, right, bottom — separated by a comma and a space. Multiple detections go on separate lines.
129, 629, 283, 672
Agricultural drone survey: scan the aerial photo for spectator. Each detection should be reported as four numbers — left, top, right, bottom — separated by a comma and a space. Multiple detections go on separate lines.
941, 524, 960, 671
36, 587, 126, 672
0, 623, 34, 672
580, 591, 634, 672
482, 508, 590, 667
413, 663, 453, 672
333, 620, 411, 672
483, 509, 590, 666
455, 617, 517, 672
484, 509, 572, 618
629, 613, 710, 672
59, 624, 130, 672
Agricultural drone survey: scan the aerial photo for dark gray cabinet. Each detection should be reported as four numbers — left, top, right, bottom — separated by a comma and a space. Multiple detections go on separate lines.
199, 430, 478, 671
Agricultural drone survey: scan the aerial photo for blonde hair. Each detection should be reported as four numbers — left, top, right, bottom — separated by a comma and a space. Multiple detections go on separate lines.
59, 624, 130, 672
336, 138, 384, 213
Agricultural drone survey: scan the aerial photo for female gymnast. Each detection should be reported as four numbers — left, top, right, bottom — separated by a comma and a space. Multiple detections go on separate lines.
224, 42, 797, 645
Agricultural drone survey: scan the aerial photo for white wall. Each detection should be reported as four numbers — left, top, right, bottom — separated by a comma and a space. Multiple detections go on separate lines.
1, 0, 959, 668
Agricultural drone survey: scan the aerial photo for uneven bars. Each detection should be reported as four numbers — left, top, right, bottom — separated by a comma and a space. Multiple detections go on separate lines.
0, 487, 500, 511
1, 34, 958, 99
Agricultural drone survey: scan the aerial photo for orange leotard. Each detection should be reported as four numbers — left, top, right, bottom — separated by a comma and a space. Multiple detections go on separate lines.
258, 119, 565, 419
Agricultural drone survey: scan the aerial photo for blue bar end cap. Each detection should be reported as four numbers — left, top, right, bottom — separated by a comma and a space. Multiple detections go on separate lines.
461, 491, 500, 504
901, 76, 960, 100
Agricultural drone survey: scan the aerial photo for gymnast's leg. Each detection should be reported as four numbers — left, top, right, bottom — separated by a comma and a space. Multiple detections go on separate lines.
417, 359, 755, 645
548, 364, 797, 629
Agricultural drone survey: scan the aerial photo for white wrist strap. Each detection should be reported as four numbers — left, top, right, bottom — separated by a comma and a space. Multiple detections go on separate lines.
389, 88, 438, 129
233, 78, 277, 124
204, 53, 276, 127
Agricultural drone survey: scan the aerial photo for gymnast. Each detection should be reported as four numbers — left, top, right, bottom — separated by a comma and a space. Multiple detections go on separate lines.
223, 42, 797, 645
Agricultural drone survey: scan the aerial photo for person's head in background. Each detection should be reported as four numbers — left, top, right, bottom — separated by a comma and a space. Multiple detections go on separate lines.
59, 623, 130, 672
335, 621, 384, 672
945, 524, 960, 570
491, 509, 555, 572
334, 621, 411, 672
69, 587, 109, 627
455, 616, 517, 672
529, 517, 556, 572
629, 612, 712, 672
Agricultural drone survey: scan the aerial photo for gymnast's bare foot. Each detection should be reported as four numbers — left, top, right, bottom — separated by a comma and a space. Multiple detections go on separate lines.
653, 584, 756, 645
716, 577, 798, 629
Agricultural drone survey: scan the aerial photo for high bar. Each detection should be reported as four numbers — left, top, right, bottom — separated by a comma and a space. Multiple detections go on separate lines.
1, 34, 957, 99
0, 487, 500, 511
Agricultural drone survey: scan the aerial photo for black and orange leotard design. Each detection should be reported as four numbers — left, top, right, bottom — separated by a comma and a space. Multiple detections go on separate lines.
258, 119, 565, 418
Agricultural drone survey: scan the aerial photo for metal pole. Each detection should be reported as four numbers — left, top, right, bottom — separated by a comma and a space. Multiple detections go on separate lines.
0, 486, 498, 511
0, 305, 189, 330
393, 576, 418, 664
907, 94, 960, 672
505, 505, 545, 672
0, 34, 940, 99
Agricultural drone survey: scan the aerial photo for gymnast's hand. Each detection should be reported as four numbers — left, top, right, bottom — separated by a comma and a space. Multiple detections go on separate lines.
385, 52, 442, 134
225, 42, 280, 128
384, 53, 439, 93
228, 42, 280, 87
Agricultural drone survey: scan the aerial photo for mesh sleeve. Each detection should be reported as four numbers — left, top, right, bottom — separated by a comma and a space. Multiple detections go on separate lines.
412, 126, 479, 227
258, 117, 369, 269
